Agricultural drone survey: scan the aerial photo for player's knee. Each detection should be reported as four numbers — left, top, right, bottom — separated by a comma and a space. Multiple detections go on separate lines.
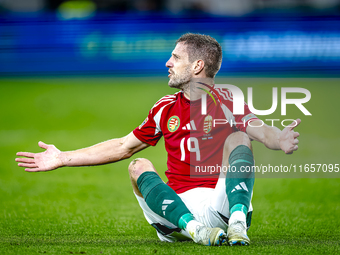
128, 158, 155, 180
224, 132, 252, 155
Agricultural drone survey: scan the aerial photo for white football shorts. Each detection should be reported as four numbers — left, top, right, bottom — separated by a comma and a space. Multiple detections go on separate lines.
134, 173, 253, 242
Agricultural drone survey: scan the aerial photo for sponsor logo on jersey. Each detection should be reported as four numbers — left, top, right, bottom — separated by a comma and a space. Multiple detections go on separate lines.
167, 116, 180, 132
139, 117, 148, 129
182, 120, 197, 130
203, 115, 213, 133
241, 113, 257, 123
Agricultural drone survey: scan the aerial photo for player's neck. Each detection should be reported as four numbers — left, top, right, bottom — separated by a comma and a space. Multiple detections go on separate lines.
182, 78, 214, 101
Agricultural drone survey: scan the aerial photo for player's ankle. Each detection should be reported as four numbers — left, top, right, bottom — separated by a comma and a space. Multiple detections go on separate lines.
229, 210, 246, 225
230, 203, 247, 215
178, 213, 195, 230
185, 219, 205, 239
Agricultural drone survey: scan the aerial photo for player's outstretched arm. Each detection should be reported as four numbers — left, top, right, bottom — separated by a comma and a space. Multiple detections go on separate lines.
16, 132, 149, 172
246, 119, 301, 154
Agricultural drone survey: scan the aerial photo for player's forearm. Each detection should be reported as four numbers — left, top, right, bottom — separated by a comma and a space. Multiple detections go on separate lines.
260, 125, 282, 150
247, 119, 300, 154
59, 137, 134, 167
247, 123, 281, 150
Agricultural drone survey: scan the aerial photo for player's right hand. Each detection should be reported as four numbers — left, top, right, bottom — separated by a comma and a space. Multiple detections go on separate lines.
16, 141, 64, 172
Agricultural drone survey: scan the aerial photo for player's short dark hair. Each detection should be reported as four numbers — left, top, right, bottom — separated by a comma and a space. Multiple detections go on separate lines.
176, 33, 222, 78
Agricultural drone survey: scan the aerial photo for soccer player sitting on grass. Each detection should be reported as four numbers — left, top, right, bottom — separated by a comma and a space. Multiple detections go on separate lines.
16, 33, 300, 246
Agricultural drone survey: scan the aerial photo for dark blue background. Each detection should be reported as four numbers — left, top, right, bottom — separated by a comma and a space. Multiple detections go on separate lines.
1, 13, 339, 76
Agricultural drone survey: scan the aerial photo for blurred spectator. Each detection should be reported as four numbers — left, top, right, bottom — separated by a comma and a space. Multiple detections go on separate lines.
57, 0, 96, 19
0, 0, 339, 14
308, 0, 339, 9
254, 0, 340, 10
165, 0, 254, 15
0, 0, 45, 12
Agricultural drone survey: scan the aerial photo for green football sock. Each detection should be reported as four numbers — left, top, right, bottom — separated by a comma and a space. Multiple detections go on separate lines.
137, 171, 194, 230
226, 145, 255, 215
230, 203, 248, 216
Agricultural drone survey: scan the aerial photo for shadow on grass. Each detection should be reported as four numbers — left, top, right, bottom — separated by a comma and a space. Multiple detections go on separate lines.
2, 236, 194, 246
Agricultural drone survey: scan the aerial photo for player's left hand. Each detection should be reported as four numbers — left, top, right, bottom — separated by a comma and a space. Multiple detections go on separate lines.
279, 119, 301, 154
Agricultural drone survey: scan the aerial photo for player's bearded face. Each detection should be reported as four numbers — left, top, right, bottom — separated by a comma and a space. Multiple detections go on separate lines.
168, 65, 192, 89
167, 42, 193, 90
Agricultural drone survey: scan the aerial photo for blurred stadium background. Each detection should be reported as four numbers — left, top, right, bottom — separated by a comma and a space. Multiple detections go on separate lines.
1, 0, 340, 76
1, 0, 340, 254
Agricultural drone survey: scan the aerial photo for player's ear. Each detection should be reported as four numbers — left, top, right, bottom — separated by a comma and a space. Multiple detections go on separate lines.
193, 59, 205, 75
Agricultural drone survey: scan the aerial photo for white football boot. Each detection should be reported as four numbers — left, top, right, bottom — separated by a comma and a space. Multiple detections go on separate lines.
227, 211, 250, 246
187, 221, 227, 246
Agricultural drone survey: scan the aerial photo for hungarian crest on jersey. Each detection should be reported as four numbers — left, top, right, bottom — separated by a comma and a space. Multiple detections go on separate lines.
203, 115, 213, 133
167, 116, 180, 132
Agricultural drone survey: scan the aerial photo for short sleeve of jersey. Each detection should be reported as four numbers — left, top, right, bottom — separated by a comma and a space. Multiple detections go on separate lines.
133, 109, 162, 146
215, 88, 259, 133
235, 103, 259, 132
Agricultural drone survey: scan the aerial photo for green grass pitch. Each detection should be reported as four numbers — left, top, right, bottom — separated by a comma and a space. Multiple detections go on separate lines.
0, 76, 339, 254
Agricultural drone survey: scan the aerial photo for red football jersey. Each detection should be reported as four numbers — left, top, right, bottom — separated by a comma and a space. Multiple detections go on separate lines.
133, 87, 258, 194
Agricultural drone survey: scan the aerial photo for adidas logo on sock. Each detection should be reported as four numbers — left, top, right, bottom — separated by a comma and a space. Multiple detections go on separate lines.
231, 182, 249, 193
162, 199, 174, 216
